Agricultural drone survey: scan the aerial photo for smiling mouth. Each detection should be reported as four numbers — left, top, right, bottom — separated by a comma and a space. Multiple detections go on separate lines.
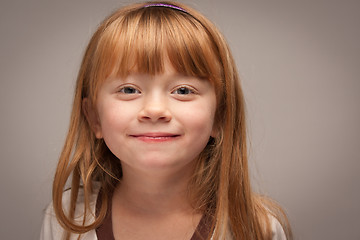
129, 133, 180, 142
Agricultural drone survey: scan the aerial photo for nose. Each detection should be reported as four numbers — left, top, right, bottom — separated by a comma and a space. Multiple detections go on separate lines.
138, 95, 172, 123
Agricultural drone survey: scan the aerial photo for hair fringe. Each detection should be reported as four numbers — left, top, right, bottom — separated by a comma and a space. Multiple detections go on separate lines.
52, 2, 292, 240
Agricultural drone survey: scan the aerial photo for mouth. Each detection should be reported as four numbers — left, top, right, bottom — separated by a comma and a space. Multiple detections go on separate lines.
129, 133, 181, 142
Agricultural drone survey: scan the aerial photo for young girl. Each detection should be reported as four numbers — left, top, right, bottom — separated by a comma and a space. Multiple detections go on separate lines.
41, 2, 292, 240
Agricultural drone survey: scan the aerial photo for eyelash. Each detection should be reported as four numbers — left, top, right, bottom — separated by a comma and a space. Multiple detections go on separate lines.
171, 86, 196, 95
118, 86, 141, 94
118, 86, 196, 95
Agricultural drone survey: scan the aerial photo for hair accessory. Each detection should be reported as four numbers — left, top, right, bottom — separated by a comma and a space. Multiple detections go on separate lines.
143, 3, 188, 13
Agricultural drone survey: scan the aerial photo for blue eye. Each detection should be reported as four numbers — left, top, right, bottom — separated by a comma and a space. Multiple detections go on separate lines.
172, 87, 193, 95
119, 86, 140, 94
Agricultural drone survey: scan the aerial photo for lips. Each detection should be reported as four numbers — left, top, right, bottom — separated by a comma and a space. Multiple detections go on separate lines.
129, 133, 180, 142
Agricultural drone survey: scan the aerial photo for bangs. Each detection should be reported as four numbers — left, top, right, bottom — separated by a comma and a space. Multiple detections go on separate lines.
92, 5, 222, 89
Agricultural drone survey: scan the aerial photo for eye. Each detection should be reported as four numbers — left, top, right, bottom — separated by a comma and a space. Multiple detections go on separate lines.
171, 85, 198, 101
171, 86, 195, 95
119, 86, 141, 94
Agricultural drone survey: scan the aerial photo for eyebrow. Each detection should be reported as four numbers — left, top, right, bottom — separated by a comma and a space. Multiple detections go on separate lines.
107, 71, 207, 85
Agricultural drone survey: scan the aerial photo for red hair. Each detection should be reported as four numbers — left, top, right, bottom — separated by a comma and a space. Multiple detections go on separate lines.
52, 2, 292, 239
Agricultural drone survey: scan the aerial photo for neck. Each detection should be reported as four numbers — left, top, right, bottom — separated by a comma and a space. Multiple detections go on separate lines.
113, 162, 196, 216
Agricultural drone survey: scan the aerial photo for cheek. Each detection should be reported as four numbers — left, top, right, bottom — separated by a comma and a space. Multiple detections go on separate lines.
97, 102, 133, 135
97, 103, 133, 158
179, 102, 216, 135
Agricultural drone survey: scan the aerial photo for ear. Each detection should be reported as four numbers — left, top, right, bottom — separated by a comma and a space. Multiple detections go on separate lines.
82, 98, 103, 139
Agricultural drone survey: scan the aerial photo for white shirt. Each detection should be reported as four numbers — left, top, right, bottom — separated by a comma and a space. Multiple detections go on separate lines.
40, 185, 286, 240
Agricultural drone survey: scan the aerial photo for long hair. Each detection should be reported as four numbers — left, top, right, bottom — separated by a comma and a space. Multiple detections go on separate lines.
52, 1, 292, 239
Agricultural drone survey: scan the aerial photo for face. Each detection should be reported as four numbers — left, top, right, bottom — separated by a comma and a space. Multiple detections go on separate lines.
85, 61, 217, 175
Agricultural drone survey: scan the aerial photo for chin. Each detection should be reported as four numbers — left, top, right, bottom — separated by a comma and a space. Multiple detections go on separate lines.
130, 156, 194, 172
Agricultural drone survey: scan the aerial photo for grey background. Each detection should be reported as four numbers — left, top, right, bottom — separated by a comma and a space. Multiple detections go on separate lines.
0, 0, 359, 239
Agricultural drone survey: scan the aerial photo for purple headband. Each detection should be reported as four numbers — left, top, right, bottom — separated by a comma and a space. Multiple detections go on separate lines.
143, 3, 188, 14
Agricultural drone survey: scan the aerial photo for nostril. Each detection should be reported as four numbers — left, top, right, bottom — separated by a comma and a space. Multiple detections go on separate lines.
137, 99, 172, 122
138, 108, 172, 122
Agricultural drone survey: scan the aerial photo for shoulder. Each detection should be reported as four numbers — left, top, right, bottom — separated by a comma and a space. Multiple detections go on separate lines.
253, 196, 290, 240
40, 182, 101, 240
269, 215, 287, 240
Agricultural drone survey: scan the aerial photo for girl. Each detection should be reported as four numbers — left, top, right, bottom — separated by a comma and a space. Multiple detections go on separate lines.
41, 1, 292, 240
